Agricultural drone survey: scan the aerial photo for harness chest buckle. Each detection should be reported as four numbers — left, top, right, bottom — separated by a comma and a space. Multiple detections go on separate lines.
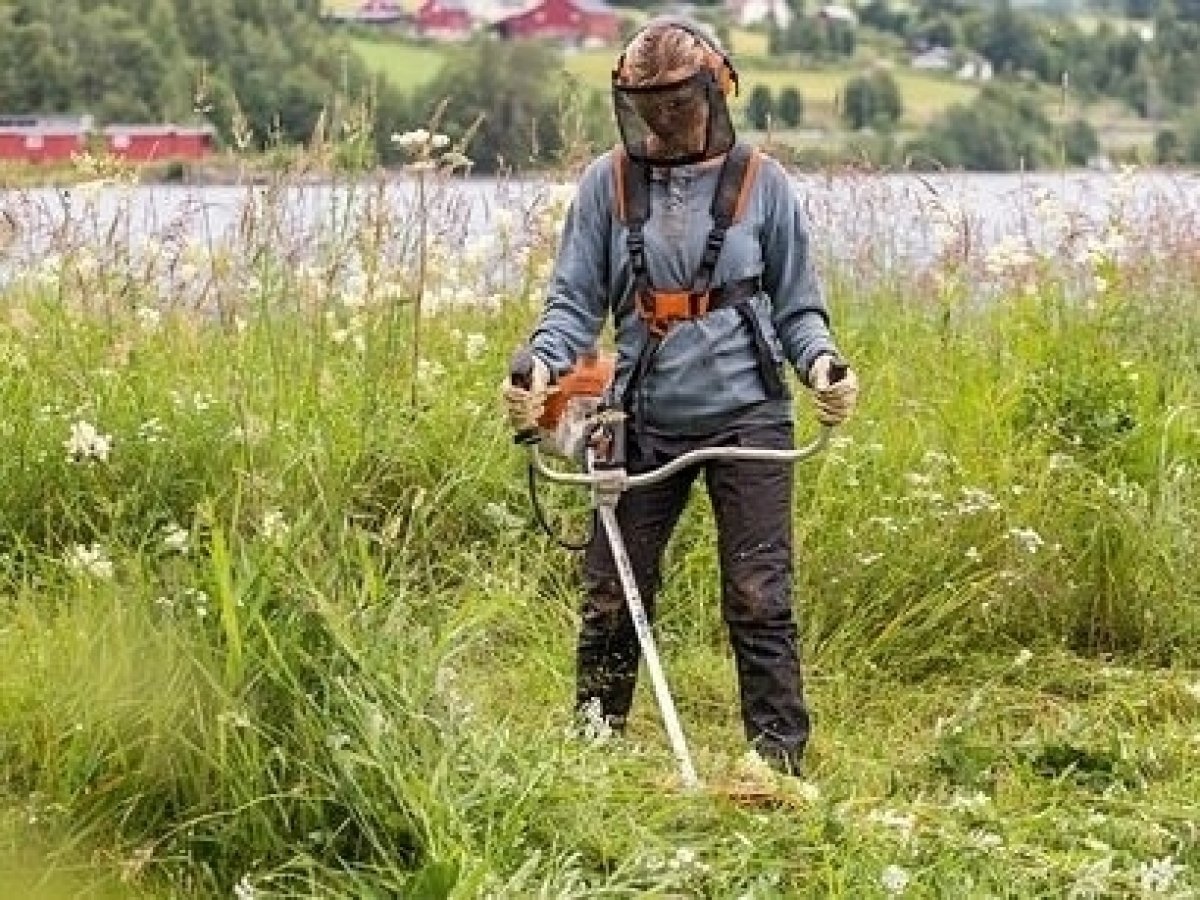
637, 288, 711, 337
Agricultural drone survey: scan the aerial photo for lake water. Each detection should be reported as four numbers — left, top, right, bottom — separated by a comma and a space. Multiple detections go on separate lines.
2, 170, 1198, 292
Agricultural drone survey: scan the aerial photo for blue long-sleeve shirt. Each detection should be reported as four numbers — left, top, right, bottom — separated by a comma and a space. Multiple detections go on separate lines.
529, 147, 839, 436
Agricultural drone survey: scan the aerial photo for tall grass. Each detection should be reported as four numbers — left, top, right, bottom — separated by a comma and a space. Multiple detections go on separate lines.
1, 148, 1199, 896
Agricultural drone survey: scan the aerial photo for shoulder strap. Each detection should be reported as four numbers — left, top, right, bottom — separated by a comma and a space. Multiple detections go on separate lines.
694, 142, 761, 294
613, 144, 654, 308
711, 142, 761, 228
611, 143, 651, 227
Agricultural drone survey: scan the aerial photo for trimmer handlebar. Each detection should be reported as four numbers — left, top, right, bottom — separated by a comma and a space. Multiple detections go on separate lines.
528, 426, 833, 490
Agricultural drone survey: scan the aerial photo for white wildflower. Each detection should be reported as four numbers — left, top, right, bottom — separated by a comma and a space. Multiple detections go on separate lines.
464, 332, 487, 361
965, 546, 981, 562
440, 149, 474, 171
881, 864, 910, 895
948, 791, 991, 811
184, 587, 209, 618
922, 449, 954, 467
137, 418, 167, 444
1069, 855, 1113, 899
135, 306, 162, 330
1047, 452, 1073, 471
789, 780, 821, 803
64, 420, 112, 463
417, 358, 446, 385
1008, 526, 1045, 554
66, 543, 114, 580
1014, 647, 1034, 668
1137, 857, 1184, 894
261, 509, 289, 543
669, 847, 697, 870
970, 830, 1004, 850
163, 523, 190, 554
431, 133, 450, 149
957, 487, 1000, 515
392, 128, 430, 148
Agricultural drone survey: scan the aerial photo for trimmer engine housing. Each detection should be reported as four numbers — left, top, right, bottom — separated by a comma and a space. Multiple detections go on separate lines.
537, 351, 617, 460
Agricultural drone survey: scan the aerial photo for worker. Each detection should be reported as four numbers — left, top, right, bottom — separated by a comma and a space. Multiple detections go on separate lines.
501, 16, 859, 775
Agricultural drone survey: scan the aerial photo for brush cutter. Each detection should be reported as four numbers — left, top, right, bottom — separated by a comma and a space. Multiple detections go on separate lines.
509, 347, 839, 792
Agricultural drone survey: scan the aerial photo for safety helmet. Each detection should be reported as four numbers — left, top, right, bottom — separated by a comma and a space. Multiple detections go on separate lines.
611, 17, 740, 167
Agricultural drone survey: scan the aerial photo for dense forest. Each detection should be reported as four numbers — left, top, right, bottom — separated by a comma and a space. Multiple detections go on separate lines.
0, 0, 408, 160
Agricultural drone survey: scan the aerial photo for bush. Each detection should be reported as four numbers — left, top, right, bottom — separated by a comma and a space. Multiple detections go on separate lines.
746, 83, 775, 129
1062, 118, 1100, 166
1183, 114, 1200, 163
841, 70, 904, 131
905, 83, 1056, 171
1154, 127, 1181, 164
776, 86, 804, 127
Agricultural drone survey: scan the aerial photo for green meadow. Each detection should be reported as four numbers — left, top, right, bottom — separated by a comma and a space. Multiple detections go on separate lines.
0, 155, 1198, 897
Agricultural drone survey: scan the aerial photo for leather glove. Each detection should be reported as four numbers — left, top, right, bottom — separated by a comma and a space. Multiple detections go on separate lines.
808, 353, 859, 426
500, 354, 551, 433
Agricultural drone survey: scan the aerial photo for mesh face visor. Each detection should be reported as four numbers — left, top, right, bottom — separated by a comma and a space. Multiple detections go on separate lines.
612, 69, 736, 167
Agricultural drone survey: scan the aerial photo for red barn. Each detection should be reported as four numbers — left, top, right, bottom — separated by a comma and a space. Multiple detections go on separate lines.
413, 0, 473, 39
493, 0, 619, 44
103, 124, 216, 162
0, 116, 88, 164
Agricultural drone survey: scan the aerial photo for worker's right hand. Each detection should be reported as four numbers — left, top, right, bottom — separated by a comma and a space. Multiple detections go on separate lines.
808, 353, 859, 426
501, 353, 551, 433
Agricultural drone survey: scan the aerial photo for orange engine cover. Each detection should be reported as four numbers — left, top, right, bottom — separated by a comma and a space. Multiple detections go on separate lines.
537, 351, 615, 429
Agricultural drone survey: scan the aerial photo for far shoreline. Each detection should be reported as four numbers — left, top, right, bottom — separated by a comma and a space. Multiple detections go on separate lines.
4, 153, 1198, 192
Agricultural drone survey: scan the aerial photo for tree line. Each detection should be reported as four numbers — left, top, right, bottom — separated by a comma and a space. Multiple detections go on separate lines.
3, 1, 1198, 173
0, 0, 408, 163
861, 0, 1200, 117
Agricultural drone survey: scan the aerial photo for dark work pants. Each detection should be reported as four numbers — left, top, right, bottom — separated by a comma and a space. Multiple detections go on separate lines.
577, 422, 811, 772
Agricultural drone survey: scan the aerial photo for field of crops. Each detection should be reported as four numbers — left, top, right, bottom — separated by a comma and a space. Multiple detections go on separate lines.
1, 150, 1199, 897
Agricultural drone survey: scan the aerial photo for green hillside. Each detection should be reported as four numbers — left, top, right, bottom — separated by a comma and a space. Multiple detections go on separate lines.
351, 34, 984, 129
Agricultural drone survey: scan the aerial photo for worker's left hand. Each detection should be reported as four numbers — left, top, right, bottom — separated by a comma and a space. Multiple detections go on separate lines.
808, 354, 859, 426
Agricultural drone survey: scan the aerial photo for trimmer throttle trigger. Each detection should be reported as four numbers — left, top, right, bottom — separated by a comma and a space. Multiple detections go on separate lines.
509, 347, 540, 446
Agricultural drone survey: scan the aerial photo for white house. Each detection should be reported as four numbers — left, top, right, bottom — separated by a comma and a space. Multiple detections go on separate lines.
816, 3, 857, 26
725, 0, 792, 28
911, 46, 954, 71
956, 55, 994, 81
